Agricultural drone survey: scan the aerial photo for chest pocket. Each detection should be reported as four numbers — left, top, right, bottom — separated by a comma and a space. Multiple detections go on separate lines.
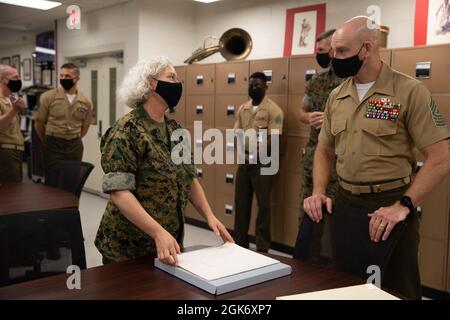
253, 109, 270, 129
50, 102, 67, 120
361, 120, 398, 156
71, 102, 89, 121
331, 119, 347, 155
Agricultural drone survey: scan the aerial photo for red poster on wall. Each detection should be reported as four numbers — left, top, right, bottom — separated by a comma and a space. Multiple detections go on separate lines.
415, 0, 450, 45
283, 4, 326, 56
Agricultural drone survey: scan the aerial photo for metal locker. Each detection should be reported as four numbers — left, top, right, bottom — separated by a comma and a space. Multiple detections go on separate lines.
289, 55, 324, 95
186, 64, 215, 95
270, 204, 284, 244
419, 237, 447, 291
174, 66, 186, 96
287, 95, 311, 137
379, 49, 392, 66
391, 44, 450, 93
282, 207, 301, 247
215, 164, 238, 197
270, 170, 285, 206
195, 164, 216, 204
286, 136, 307, 174
418, 175, 450, 241
215, 61, 249, 95
186, 95, 215, 127
249, 58, 289, 95
284, 172, 302, 210
215, 95, 248, 129
214, 193, 235, 229
166, 96, 186, 126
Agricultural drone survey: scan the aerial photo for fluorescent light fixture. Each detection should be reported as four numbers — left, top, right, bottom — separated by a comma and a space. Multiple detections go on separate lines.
193, 0, 222, 3
0, 0, 62, 10
35, 46, 56, 55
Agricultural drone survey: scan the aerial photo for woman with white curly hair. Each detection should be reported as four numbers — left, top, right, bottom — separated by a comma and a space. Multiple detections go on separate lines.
95, 56, 233, 265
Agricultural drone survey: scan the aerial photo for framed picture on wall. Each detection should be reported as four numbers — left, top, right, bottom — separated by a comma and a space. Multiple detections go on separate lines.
23, 59, 32, 81
1, 57, 10, 65
33, 61, 42, 85
283, 3, 326, 56
414, 0, 450, 45
12, 55, 20, 75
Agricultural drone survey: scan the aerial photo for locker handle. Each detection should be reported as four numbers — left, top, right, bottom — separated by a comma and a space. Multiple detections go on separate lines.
227, 105, 235, 115
196, 105, 204, 114
196, 168, 203, 178
225, 173, 234, 184
196, 75, 204, 86
224, 204, 233, 215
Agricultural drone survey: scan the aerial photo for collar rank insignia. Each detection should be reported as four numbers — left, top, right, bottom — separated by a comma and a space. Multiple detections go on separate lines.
366, 99, 401, 122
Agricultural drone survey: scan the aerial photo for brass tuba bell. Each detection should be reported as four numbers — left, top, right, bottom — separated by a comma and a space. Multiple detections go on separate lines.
184, 28, 252, 64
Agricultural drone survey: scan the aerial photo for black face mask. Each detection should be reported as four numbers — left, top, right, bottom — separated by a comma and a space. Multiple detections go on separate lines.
331, 45, 365, 78
316, 52, 331, 68
248, 87, 265, 103
154, 79, 183, 110
7, 79, 22, 93
60, 78, 75, 91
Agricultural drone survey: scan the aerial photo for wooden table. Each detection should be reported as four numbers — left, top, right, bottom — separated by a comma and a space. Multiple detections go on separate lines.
0, 182, 79, 216
0, 254, 366, 300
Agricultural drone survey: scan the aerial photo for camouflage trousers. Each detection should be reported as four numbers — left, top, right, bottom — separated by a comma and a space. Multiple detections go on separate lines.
295, 144, 338, 264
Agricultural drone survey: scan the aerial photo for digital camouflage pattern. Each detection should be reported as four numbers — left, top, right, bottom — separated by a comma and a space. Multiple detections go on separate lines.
95, 105, 197, 262
300, 70, 343, 213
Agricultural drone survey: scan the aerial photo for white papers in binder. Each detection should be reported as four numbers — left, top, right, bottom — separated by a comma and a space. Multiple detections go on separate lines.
177, 242, 279, 281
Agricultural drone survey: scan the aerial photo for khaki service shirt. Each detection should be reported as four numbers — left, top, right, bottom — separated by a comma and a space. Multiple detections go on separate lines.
35, 87, 92, 137
319, 62, 450, 183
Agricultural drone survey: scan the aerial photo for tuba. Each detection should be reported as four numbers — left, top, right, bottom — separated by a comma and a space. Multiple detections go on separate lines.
184, 28, 252, 64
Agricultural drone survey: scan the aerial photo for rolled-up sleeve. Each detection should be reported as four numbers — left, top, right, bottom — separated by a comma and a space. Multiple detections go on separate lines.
318, 96, 334, 148
100, 124, 139, 193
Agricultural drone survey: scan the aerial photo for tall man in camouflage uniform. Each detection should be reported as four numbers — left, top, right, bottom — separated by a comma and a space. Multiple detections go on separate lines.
293, 30, 343, 263
0, 65, 26, 182
34, 63, 92, 177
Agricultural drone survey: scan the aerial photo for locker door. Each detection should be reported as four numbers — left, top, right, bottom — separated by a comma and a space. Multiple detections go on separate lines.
216, 61, 249, 95
185, 95, 215, 127
289, 55, 324, 95
391, 44, 450, 93
287, 95, 311, 137
215, 95, 248, 129
186, 64, 215, 95
250, 58, 289, 95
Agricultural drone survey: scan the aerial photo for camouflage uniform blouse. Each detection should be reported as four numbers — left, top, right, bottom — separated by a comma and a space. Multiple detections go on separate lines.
95, 105, 197, 262
301, 70, 343, 199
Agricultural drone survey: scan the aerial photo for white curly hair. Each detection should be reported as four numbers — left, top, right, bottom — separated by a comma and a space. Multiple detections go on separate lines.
118, 56, 173, 108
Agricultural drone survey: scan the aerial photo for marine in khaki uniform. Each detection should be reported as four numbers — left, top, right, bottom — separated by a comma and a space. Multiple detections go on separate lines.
233, 72, 284, 252
95, 57, 233, 265
304, 17, 450, 299
293, 29, 343, 264
34, 63, 92, 177
0, 65, 26, 182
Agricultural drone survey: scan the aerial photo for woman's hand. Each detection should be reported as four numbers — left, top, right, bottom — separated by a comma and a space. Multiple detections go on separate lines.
154, 228, 181, 266
207, 215, 235, 243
